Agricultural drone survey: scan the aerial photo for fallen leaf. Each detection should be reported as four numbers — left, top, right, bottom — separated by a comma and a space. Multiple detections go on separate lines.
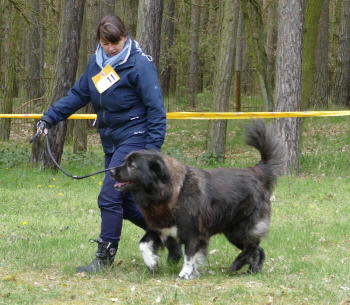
340, 286, 350, 291
109, 298, 119, 302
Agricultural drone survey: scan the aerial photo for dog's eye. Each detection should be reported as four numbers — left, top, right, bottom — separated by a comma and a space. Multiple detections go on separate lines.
129, 163, 137, 170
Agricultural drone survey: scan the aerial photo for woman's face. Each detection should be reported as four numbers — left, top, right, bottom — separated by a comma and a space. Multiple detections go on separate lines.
100, 36, 127, 57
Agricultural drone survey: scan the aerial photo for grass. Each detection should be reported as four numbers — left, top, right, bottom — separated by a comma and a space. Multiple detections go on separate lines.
1, 116, 350, 304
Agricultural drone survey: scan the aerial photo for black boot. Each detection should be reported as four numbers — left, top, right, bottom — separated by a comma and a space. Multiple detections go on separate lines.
76, 238, 118, 273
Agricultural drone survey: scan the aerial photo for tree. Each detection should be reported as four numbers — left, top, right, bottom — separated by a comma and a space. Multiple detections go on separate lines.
72, 0, 115, 154
188, 0, 201, 108
31, 0, 85, 168
274, 0, 305, 175
136, 0, 164, 69
301, 0, 324, 109
332, 0, 350, 106
26, 0, 45, 102
235, 7, 244, 112
241, 0, 274, 111
200, 0, 220, 91
311, 0, 330, 107
0, 4, 19, 141
328, 0, 342, 87
26, 0, 45, 155
70, 1, 89, 154
116, 0, 139, 36
159, 0, 176, 96
207, 0, 239, 161
264, 0, 278, 92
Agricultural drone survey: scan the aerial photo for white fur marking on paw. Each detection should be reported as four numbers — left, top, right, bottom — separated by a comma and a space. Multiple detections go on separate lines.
139, 241, 159, 271
178, 251, 205, 279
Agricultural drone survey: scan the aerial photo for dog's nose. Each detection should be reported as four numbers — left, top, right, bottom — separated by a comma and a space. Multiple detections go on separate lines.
109, 168, 115, 176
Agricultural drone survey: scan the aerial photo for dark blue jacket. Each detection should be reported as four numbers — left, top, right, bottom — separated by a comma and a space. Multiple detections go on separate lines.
42, 40, 166, 154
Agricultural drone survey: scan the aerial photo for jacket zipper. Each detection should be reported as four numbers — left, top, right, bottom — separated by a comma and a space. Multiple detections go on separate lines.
99, 93, 115, 151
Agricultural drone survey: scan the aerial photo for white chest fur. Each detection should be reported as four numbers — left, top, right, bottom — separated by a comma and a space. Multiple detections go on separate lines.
158, 226, 179, 244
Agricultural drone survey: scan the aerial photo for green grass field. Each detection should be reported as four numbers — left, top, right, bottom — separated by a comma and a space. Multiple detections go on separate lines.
0, 117, 349, 304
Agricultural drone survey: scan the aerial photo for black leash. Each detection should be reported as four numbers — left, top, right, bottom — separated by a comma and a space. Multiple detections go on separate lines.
30, 128, 113, 180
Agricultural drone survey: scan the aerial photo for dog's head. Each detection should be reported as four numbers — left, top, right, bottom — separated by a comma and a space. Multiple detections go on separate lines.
110, 150, 171, 199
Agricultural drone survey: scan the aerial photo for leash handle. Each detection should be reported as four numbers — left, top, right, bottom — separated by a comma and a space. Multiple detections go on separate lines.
29, 121, 46, 143
29, 132, 41, 144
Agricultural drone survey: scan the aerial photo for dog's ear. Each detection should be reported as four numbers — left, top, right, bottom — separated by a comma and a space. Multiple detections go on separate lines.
142, 158, 170, 196
148, 158, 170, 184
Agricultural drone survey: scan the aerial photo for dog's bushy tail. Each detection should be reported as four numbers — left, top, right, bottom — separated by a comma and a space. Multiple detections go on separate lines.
245, 120, 286, 192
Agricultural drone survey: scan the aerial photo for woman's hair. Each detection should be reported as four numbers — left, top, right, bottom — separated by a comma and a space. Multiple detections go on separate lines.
97, 15, 128, 43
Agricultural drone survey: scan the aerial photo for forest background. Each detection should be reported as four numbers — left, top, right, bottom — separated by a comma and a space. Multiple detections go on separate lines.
0, 0, 349, 175
0, 1, 350, 303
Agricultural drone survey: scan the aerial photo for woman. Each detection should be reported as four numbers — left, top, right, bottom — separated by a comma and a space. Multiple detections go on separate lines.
38, 15, 168, 273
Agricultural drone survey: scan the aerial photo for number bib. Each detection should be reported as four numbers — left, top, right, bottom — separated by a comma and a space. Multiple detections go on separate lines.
92, 65, 120, 93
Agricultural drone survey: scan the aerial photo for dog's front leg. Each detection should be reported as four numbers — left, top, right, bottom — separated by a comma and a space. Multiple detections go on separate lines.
139, 230, 162, 275
178, 240, 207, 280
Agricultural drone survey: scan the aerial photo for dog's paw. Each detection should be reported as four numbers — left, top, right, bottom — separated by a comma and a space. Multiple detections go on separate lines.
139, 241, 159, 274
177, 252, 204, 279
147, 264, 158, 275
177, 270, 199, 280
229, 263, 240, 273
178, 264, 199, 279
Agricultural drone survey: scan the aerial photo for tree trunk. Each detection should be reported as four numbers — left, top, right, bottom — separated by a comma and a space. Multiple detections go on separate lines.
31, 0, 85, 168
31, 0, 62, 163
301, 0, 324, 109
26, 0, 45, 101
0, 5, 19, 141
116, 0, 139, 36
85, 0, 115, 55
274, 0, 305, 175
160, 0, 176, 97
71, 1, 89, 154
198, 0, 211, 91
188, 0, 201, 108
202, 0, 220, 90
311, 0, 330, 108
235, 7, 244, 112
241, 0, 274, 111
136, 0, 164, 69
207, 0, 239, 161
28, 0, 46, 157
328, 0, 342, 88
71, 0, 116, 154
332, 0, 350, 106
265, 0, 278, 92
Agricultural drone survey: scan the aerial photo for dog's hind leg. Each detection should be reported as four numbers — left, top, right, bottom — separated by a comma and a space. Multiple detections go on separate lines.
178, 239, 207, 280
247, 246, 265, 273
225, 231, 265, 273
224, 232, 248, 272
229, 243, 264, 274
139, 230, 162, 275
229, 246, 251, 272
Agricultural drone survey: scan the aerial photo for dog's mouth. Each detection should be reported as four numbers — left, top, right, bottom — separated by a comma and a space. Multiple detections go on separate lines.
114, 181, 134, 192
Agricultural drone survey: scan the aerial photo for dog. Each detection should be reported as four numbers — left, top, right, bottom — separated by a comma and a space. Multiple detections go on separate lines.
110, 120, 285, 279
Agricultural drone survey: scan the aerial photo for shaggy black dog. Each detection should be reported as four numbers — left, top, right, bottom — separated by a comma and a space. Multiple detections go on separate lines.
110, 120, 285, 279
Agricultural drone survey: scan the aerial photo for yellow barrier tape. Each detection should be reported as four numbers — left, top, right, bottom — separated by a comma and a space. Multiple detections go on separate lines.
0, 111, 350, 120
166, 111, 350, 119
